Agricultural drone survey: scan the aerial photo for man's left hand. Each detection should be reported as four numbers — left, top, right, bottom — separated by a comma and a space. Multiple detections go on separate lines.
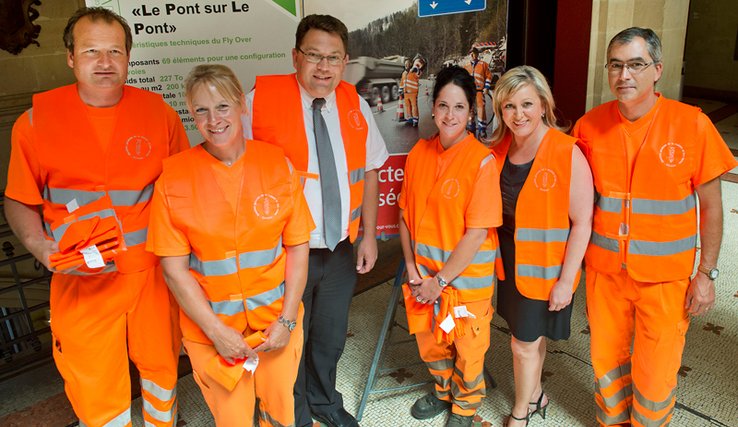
685, 273, 716, 316
356, 237, 378, 274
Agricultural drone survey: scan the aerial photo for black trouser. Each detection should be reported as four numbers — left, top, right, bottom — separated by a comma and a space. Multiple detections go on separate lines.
294, 239, 357, 427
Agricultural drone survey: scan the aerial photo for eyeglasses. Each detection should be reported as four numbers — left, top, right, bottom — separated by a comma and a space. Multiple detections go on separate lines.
297, 47, 345, 66
605, 61, 653, 75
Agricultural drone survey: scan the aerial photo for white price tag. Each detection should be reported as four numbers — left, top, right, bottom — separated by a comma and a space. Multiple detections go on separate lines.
439, 313, 456, 333
66, 199, 79, 213
80, 244, 105, 268
453, 305, 477, 319
242, 356, 259, 373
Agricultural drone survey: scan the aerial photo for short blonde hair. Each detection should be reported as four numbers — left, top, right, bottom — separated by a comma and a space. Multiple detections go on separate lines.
185, 64, 244, 110
491, 65, 566, 142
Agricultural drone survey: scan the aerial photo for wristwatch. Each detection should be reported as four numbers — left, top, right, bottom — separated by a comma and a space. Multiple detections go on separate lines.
435, 274, 448, 289
277, 315, 297, 332
697, 264, 719, 280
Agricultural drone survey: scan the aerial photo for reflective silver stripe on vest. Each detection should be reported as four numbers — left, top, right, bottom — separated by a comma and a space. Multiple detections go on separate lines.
349, 167, 365, 185
633, 385, 675, 413
480, 153, 494, 167
596, 194, 623, 213
596, 405, 630, 425
210, 299, 245, 316
416, 243, 495, 265
239, 239, 282, 268
79, 407, 131, 427
596, 362, 631, 389
189, 254, 238, 276
141, 379, 176, 402
591, 231, 619, 253
418, 264, 494, 290
629, 234, 696, 256
632, 194, 695, 216
44, 187, 105, 207
124, 228, 148, 247
108, 184, 154, 206
350, 205, 362, 222
246, 282, 285, 311
51, 209, 118, 242
143, 398, 174, 423
516, 228, 569, 243
27, 107, 33, 125
517, 264, 562, 280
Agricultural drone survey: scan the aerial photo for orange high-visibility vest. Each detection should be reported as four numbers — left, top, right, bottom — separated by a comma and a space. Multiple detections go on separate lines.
400, 70, 408, 93
492, 129, 581, 300
252, 74, 368, 242
403, 133, 502, 302
576, 99, 702, 282
157, 141, 296, 344
464, 60, 492, 91
404, 72, 420, 95
32, 85, 177, 273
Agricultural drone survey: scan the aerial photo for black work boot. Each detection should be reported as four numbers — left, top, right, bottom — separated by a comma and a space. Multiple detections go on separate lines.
411, 393, 451, 420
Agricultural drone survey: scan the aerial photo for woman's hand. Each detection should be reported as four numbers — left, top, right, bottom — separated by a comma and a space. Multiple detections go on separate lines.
410, 276, 443, 305
210, 323, 256, 364
254, 320, 291, 353
548, 280, 573, 311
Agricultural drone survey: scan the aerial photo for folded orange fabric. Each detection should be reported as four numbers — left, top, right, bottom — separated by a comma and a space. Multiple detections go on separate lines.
403, 283, 466, 344
205, 331, 266, 392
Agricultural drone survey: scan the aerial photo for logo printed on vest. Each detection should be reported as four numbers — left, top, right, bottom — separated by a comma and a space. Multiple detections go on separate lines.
441, 179, 460, 199
253, 194, 280, 219
533, 168, 557, 192
125, 136, 152, 160
658, 142, 686, 168
347, 109, 366, 131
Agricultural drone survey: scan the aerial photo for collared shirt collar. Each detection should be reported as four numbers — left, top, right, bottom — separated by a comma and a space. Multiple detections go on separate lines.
297, 82, 337, 113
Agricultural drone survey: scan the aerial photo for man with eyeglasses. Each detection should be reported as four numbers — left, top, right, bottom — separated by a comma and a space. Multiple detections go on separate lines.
244, 14, 388, 427
572, 27, 737, 426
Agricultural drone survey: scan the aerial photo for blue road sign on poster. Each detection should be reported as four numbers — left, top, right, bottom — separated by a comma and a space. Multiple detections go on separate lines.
418, 0, 486, 18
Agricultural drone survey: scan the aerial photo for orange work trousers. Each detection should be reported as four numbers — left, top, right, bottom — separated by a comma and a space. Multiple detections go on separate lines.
474, 91, 486, 124
51, 265, 180, 427
404, 93, 419, 120
586, 268, 689, 427
415, 299, 493, 416
184, 305, 304, 427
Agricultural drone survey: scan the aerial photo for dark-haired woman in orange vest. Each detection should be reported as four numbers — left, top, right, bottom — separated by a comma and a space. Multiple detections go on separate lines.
490, 66, 593, 427
147, 64, 314, 427
399, 65, 503, 426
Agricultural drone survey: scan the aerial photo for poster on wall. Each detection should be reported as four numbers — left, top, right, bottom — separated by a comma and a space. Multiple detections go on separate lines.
86, 0, 301, 143
304, 0, 508, 237
87, 0, 507, 238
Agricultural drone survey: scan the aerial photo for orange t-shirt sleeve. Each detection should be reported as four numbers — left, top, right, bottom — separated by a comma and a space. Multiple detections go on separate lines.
146, 178, 191, 257
692, 112, 738, 187
6, 111, 44, 205
282, 159, 315, 247
165, 104, 191, 155
465, 155, 502, 228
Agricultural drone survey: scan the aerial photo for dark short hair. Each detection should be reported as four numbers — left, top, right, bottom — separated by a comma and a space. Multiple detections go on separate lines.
432, 65, 476, 111
295, 14, 348, 53
607, 27, 662, 64
63, 7, 133, 54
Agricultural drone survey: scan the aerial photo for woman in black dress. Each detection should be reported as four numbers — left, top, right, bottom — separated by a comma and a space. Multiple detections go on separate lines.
489, 66, 593, 426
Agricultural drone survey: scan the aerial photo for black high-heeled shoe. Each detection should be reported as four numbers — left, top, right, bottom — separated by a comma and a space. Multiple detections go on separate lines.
505, 411, 530, 427
529, 390, 549, 419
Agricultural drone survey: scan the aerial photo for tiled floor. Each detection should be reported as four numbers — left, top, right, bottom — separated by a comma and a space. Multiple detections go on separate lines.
1, 99, 737, 427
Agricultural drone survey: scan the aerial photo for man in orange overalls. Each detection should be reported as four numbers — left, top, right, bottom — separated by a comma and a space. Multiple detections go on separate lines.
4, 7, 187, 427
572, 27, 737, 426
463, 47, 492, 138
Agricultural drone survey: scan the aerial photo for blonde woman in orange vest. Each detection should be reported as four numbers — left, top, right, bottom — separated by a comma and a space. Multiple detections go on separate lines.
147, 64, 314, 427
490, 66, 593, 427
399, 65, 503, 427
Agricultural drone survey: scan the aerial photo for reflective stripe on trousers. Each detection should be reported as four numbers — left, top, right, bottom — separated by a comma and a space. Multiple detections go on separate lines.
78, 407, 131, 427
141, 379, 177, 425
